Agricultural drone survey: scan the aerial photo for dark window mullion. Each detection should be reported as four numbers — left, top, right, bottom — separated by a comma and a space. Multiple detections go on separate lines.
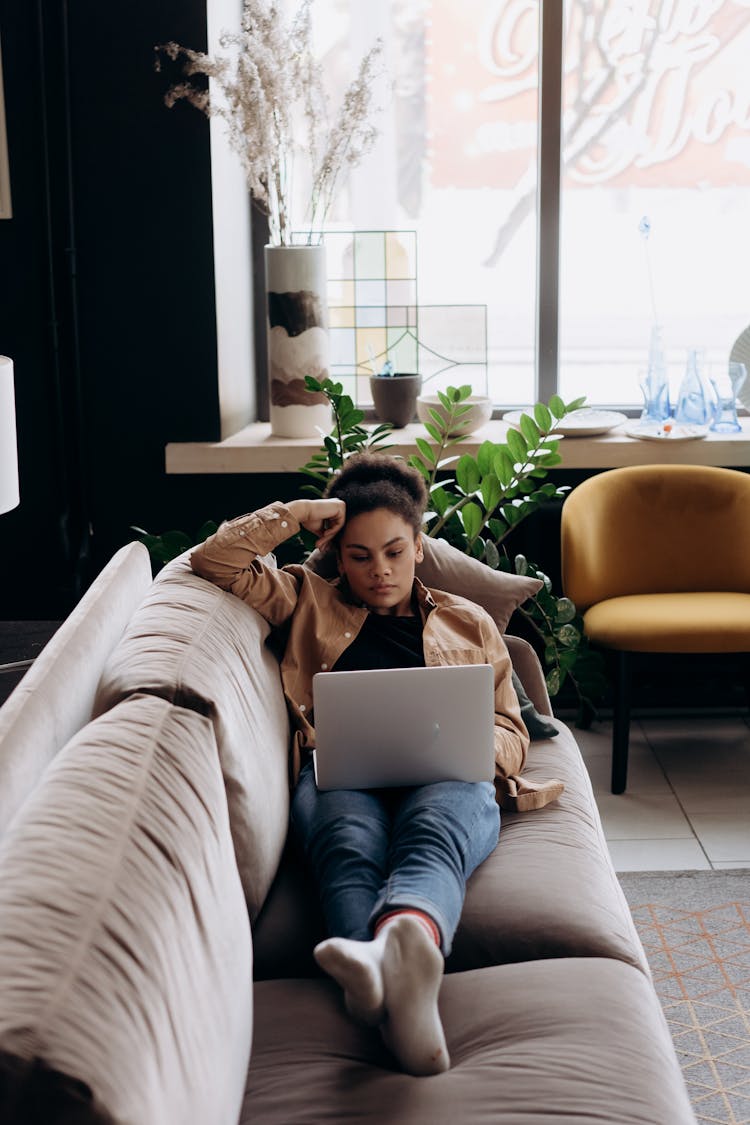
536, 0, 563, 403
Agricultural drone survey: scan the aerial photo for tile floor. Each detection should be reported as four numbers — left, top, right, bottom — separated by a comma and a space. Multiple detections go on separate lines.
565, 712, 750, 872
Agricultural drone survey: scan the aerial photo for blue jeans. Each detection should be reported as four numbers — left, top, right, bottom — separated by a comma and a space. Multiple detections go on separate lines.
291, 760, 500, 955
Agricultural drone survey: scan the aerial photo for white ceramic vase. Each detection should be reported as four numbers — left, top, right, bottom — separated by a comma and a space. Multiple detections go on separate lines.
265, 244, 332, 438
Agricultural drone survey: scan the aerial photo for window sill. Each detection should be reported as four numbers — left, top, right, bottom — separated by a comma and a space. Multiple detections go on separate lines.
165, 419, 750, 474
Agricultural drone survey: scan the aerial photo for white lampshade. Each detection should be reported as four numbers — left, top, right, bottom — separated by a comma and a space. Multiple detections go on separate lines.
0, 355, 19, 514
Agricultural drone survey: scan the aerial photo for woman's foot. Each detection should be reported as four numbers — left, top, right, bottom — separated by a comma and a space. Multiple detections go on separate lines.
313, 933, 386, 1026
314, 914, 449, 1076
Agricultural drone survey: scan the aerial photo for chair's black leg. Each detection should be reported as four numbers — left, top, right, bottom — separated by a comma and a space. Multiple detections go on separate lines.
742, 653, 750, 714
611, 651, 632, 794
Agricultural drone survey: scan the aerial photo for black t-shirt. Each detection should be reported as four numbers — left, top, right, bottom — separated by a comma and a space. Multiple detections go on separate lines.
333, 612, 425, 672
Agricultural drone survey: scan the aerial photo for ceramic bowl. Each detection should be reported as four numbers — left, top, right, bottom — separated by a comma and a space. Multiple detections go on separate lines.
416, 394, 493, 436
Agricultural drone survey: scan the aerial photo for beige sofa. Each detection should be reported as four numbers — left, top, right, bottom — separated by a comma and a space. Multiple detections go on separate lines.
0, 539, 696, 1124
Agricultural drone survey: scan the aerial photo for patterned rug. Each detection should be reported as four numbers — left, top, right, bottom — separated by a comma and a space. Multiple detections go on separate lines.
619, 870, 750, 1125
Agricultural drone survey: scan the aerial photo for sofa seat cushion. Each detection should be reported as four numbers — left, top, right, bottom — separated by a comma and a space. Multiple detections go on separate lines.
94, 551, 291, 918
584, 590, 750, 652
449, 717, 648, 973
252, 720, 647, 980
0, 694, 252, 1125
241, 958, 694, 1124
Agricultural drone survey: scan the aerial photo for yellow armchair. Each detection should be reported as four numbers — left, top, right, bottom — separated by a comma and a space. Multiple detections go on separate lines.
561, 464, 750, 793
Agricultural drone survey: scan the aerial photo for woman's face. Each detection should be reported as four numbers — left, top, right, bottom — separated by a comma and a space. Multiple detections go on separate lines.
337, 507, 423, 615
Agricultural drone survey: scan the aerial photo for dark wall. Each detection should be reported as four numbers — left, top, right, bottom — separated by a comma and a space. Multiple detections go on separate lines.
0, 0, 256, 617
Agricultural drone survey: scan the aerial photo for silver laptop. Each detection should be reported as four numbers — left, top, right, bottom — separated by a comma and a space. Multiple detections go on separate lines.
312, 664, 495, 790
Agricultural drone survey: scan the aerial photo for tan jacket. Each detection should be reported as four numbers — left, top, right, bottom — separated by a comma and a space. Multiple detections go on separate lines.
191, 503, 563, 811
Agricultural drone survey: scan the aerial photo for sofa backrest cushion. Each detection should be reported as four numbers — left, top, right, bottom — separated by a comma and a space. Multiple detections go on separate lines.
93, 551, 290, 919
0, 693, 252, 1125
0, 541, 152, 839
306, 534, 542, 633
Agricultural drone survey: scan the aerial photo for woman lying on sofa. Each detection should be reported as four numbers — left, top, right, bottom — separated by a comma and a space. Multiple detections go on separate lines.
191, 453, 561, 1077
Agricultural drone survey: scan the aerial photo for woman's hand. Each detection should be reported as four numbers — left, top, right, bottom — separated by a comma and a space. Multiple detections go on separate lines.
286, 499, 346, 550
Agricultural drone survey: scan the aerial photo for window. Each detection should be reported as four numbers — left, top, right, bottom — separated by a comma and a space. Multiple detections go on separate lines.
306, 0, 750, 409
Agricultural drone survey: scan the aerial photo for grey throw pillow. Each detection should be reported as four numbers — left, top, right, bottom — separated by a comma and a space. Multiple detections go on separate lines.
512, 670, 558, 740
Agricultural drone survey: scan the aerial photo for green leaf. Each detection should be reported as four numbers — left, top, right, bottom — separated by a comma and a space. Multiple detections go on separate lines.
476, 440, 496, 476
545, 667, 562, 696
461, 501, 483, 540
493, 447, 514, 486
304, 375, 323, 392
565, 396, 587, 413
533, 402, 552, 431
416, 437, 437, 465
505, 426, 528, 463
423, 422, 443, 444
430, 485, 453, 515
480, 472, 502, 512
195, 520, 218, 543
555, 597, 576, 624
501, 504, 522, 526
514, 553, 529, 575
428, 406, 448, 430
519, 413, 541, 446
555, 624, 581, 647
557, 649, 578, 673
339, 407, 365, 428
484, 539, 500, 569
548, 394, 565, 419
455, 454, 481, 494
144, 530, 193, 564
298, 466, 329, 483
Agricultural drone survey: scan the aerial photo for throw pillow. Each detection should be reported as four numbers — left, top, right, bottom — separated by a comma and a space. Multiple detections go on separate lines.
512, 670, 558, 740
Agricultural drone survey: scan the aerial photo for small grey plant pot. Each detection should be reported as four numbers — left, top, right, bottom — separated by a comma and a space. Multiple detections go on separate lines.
369, 373, 422, 428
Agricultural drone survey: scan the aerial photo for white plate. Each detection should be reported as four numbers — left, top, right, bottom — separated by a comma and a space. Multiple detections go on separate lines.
624, 422, 709, 442
503, 408, 628, 437
730, 325, 750, 412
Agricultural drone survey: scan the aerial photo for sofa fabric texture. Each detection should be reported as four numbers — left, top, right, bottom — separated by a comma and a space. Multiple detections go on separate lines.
93, 552, 291, 918
243, 958, 695, 1125
0, 694, 253, 1125
0, 541, 152, 838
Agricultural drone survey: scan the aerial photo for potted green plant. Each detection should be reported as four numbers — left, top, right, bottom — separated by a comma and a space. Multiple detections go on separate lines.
299, 379, 606, 721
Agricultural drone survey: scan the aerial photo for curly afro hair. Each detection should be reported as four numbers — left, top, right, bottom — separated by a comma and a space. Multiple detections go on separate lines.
323, 453, 428, 536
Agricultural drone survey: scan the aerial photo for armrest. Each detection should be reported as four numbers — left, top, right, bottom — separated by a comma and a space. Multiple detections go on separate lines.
0, 541, 152, 838
0, 694, 252, 1125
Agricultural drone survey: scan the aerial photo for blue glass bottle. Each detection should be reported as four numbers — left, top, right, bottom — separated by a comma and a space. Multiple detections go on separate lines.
639, 324, 670, 423
674, 349, 713, 426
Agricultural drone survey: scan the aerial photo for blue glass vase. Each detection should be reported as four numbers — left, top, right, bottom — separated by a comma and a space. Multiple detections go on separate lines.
639, 324, 670, 423
674, 348, 714, 426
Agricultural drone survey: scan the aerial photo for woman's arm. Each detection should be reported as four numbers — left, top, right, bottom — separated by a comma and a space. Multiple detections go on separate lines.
190, 499, 345, 626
